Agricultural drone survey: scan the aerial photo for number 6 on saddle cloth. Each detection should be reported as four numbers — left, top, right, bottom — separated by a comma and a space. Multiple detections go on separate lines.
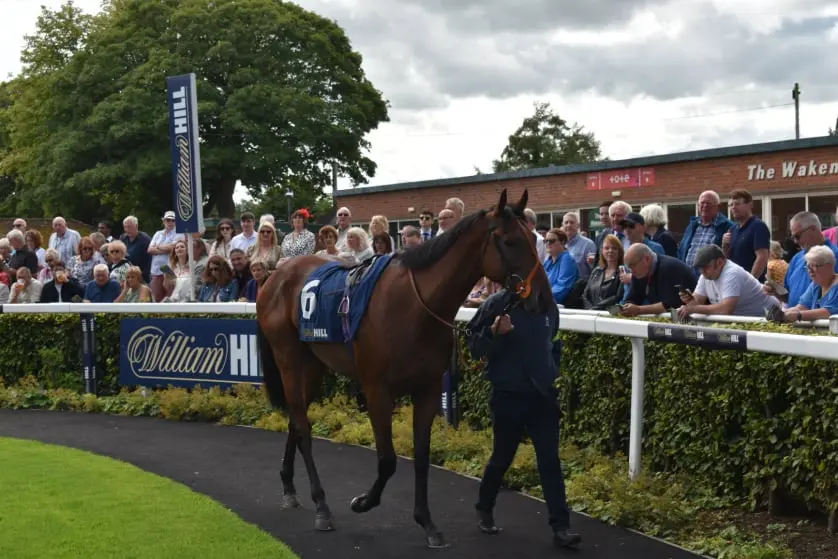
298, 254, 394, 343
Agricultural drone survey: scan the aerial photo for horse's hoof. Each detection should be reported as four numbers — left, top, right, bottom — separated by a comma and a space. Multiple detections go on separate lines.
314, 514, 334, 532
281, 494, 300, 509
350, 493, 378, 513
426, 532, 449, 549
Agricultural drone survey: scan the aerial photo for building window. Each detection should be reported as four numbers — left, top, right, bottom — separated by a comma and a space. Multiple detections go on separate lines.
550, 212, 566, 229
807, 194, 838, 229
771, 196, 806, 242
581, 208, 601, 236
752, 199, 763, 220
532, 212, 550, 231
665, 204, 695, 243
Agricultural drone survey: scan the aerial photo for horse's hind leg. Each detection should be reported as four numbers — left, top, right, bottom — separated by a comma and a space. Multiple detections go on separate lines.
280, 422, 300, 509
279, 346, 334, 531
412, 382, 447, 548
350, 384, 396, 513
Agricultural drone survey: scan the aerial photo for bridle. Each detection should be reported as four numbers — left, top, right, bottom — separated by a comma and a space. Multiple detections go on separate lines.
490, 217, 541, 299
408, 210, 542, 331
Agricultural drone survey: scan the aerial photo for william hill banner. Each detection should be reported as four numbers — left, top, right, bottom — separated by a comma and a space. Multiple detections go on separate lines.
166, 73, 205, 234
119, 318, 261, 389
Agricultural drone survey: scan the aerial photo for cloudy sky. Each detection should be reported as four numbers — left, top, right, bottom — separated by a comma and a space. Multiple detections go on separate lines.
2, 0, 838, 200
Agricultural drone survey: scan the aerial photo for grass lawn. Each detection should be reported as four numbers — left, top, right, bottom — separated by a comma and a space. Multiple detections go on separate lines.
0, 437, 299, 559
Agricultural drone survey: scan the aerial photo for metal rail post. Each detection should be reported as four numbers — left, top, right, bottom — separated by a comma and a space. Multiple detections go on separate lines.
628, 337, 646, 480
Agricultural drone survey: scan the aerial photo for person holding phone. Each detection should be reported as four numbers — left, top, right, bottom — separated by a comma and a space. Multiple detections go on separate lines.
677, 244, 780, 319
620, 243, 697, 317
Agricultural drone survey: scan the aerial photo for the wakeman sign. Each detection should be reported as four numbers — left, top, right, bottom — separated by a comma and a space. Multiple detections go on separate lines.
167, 73, 205, 234
119, 318, 261, 389
747, 159, 838, 181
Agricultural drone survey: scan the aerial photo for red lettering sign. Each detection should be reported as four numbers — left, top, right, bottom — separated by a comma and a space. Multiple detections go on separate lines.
585, 168, 655, 190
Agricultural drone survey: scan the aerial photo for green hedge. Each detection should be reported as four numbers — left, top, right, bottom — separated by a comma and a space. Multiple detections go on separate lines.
457, 323, 838, 519
2, 313, 837, 519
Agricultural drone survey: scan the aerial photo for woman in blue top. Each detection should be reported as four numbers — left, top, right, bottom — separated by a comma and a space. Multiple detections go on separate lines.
198, 255, 240, 302
782, 245, 838, 322
543, 228, 578, 305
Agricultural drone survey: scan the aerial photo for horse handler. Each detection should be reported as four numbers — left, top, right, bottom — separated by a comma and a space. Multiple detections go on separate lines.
466, 288, 582, 550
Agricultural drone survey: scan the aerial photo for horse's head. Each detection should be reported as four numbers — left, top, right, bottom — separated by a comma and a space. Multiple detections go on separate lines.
482, 189, 552, 312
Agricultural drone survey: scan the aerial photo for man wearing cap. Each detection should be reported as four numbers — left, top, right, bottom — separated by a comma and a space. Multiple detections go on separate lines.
147, 210, 180, 302
619, 212, 665, 257
679, 244, 781, 319
619, 243, 697, 317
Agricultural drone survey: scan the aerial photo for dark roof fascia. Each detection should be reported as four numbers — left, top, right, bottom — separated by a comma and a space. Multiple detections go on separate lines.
335, 135, 838, 198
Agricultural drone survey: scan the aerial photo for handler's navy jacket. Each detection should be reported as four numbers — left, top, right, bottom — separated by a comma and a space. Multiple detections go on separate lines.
466, 290, 561, 395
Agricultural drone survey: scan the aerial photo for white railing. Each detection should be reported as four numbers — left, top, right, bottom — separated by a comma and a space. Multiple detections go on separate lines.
0, 302, 257, 314
4, 302, 838, 480
456, 306, 838, 479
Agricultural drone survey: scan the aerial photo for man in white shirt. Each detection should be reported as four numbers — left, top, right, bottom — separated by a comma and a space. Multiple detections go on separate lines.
334, 207, 352, 250
562, 212, 596, 280
48, 216, 82, 265
678, 244, 779, 319
230, 212, 257, 252
523, 209, 546, 262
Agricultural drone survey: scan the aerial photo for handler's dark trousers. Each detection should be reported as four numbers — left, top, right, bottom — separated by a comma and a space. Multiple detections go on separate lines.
476, 388, 571, 531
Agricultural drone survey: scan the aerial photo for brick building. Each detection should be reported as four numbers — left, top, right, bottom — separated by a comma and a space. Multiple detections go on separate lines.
334, 135, 838, 244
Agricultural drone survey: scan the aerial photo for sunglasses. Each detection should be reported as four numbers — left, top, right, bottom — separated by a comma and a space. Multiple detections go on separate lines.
792, 226, 813, 242
337, 213, 349, 217
209, 266, 220, 272
219, 226, 232, 231
260, 230, 272, 235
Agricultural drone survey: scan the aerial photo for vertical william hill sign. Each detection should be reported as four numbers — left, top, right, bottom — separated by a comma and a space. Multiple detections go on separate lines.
119, 319, 262, 389
167, 73, 204, 234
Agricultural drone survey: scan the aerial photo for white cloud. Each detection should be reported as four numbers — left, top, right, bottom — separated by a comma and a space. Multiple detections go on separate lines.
1, 0, 837, 204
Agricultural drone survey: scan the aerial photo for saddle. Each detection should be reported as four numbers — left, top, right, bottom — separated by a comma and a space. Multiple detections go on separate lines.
337, 255, 384, 317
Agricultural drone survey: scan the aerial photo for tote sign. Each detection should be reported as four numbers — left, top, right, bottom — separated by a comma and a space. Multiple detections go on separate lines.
167, 73, 205, 234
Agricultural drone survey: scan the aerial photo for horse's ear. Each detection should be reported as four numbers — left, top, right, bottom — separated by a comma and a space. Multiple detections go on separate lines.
494, 189, 508, 215
515, 189, 529, 211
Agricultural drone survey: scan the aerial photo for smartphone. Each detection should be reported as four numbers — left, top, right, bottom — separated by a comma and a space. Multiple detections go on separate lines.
618, 265, 628, 275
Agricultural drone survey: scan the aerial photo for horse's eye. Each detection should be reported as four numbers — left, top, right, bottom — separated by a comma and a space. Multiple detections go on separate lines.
503, 238, 519, 248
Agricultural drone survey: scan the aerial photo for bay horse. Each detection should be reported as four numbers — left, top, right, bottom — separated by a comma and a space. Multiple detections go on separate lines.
255, 188, 553, 548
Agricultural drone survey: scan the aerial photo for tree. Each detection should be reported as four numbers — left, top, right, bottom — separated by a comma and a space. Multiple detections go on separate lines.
492, 101, 604, 173
0, 79, 21, 216
830, 117, 838, 136
2, 0, 389, 228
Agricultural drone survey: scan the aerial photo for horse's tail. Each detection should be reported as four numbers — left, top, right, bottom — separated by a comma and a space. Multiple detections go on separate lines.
257, 322, 287, 410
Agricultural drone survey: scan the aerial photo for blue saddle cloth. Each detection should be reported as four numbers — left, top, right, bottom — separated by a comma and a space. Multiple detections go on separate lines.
298, 254, 394, 343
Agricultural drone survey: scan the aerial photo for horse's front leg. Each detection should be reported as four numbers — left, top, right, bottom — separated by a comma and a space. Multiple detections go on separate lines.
412, 382, 447, 548
350, 386, 396, 513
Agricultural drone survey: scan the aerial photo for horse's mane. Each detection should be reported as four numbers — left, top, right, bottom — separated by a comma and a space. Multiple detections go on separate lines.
396, 205, 523, 270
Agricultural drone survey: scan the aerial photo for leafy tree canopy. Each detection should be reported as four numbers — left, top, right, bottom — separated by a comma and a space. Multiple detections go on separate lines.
491, 101, 605, 173
1, 0, 389, 229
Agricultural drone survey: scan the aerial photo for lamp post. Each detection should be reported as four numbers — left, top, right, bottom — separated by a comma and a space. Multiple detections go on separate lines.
285, 190, 294, 223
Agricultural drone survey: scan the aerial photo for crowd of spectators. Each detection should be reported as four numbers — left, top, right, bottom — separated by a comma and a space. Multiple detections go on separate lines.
2, 188, 837, 322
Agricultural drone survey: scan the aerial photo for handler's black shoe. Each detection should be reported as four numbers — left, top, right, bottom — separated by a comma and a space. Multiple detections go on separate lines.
553, 529, 582, 548
477, 510, 500, 535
